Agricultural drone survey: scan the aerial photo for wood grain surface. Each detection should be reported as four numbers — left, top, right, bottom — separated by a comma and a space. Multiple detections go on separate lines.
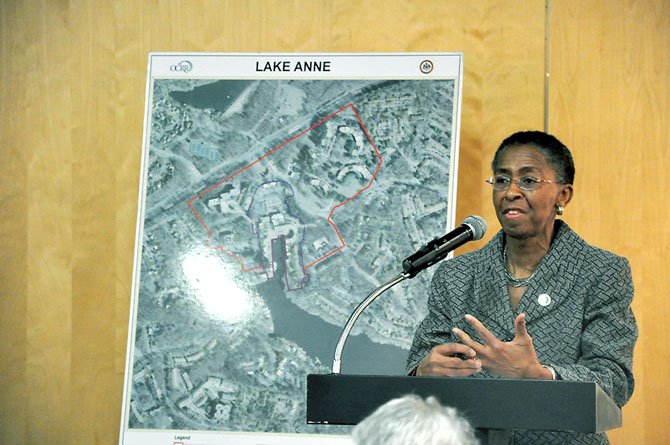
0, 1, 667, 443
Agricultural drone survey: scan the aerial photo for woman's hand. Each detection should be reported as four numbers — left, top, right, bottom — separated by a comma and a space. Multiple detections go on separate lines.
416, 342, 482, 377
452, 313, 552, 379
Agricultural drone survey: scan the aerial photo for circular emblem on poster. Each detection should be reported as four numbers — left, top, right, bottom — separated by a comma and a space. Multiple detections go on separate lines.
420, 60, 434, 74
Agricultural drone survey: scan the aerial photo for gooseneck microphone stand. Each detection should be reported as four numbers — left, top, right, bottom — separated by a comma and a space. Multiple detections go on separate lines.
330, 215, 487, 374
331, 272, 409, 374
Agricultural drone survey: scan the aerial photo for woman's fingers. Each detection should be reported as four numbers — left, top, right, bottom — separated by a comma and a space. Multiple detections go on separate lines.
417, 343, 482, 376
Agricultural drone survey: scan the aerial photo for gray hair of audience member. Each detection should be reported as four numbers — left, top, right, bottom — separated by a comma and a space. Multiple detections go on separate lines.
351, 394, 479, 445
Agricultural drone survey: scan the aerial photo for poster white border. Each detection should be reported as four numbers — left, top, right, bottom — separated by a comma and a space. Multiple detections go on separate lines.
120, 52, 464, 445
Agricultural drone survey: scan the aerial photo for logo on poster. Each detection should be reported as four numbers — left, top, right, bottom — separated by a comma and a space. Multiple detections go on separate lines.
170, 60, 193, 73
420, 60, 434, 74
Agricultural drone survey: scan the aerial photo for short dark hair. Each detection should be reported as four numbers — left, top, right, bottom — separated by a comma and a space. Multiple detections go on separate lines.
492, 131, 575, 184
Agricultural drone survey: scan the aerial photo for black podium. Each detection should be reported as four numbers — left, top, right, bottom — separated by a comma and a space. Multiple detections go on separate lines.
307, 374, 622, 444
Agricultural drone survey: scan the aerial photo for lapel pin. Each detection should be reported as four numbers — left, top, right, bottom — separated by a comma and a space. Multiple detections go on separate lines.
537, 293, 552, 307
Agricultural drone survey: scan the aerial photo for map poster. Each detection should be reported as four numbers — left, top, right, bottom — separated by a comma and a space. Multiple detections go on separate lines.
119, 53, 463, 445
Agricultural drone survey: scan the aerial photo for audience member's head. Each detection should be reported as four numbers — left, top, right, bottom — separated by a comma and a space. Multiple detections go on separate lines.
351, 394, 479, 445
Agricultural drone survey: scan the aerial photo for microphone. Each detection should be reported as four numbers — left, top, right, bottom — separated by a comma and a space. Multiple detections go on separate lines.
330, 215, 486, 373
401, 215, 487, 278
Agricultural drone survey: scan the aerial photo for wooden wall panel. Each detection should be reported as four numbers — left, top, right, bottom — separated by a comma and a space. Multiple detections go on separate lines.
548, 1, 670, 444
0, 3, 29, 441
0, 0, 582, 443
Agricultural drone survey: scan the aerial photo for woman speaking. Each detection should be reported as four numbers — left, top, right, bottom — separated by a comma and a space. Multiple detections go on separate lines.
407, 131, 637, 444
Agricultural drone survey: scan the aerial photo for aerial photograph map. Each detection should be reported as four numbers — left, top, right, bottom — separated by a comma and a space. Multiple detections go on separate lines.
124, 58, 460, 441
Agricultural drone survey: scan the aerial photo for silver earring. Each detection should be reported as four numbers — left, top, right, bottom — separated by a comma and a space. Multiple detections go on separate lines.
556, 204, 564, 215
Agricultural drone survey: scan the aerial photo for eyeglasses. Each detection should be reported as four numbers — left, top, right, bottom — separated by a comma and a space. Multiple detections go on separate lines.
486, 174, 564, 191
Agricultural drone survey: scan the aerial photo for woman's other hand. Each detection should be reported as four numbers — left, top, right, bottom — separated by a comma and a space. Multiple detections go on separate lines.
452, 313, 553, 380
415, 342, 482, 377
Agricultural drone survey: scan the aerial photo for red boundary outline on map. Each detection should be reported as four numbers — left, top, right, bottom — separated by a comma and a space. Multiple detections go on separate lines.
187, 103, 382, 272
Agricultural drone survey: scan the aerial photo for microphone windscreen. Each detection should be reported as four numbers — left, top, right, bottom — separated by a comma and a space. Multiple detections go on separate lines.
463, 215, 486, 240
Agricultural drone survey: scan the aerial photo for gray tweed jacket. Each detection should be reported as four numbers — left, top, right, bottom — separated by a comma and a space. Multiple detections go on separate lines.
407, 221, 637, 444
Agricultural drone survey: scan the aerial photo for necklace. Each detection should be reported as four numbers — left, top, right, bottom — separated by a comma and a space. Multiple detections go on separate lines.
503, 247, 537, 288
